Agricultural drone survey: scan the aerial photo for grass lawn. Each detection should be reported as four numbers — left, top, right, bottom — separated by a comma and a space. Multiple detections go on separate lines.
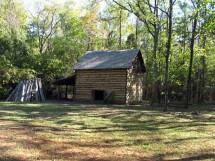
0, 102, 214, 161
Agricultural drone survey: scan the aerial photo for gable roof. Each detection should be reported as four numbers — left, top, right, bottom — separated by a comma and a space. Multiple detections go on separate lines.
73, 49, 145, 71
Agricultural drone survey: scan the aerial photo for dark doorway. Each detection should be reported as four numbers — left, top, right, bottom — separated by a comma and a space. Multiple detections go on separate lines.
93, 90, 105, 101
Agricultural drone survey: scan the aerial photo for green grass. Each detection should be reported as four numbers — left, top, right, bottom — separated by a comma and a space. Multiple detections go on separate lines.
0, 102, 214, 161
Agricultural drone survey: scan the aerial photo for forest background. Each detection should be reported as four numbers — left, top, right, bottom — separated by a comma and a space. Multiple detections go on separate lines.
0, 0, 214, 107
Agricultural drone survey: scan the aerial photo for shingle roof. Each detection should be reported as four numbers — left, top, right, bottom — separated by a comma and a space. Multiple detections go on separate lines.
73, 49, 141, 70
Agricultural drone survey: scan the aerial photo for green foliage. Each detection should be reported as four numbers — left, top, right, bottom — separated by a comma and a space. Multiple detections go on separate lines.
0, 0, 215, 101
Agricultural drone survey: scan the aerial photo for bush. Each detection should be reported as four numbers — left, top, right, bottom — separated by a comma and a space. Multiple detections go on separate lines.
0, 86, 10, 100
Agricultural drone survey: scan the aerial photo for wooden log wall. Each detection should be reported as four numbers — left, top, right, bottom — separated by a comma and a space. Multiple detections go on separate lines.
126, 55, 144, 104
75, 69, 127, 104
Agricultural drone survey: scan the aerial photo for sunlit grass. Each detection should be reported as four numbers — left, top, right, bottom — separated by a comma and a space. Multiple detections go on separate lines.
0, 102, 214, 160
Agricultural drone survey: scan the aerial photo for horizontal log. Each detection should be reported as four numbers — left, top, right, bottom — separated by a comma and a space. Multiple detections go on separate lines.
75, 93, 126, 100
77, 77, 127, 79
77, 74, 127, 77
76, 97, 125, 100
76, 92, 125, 95
76, 90, 125, 94
76, 82, 126, 88
77, 73, 126, 75
75, 92, 126, 97
77, 75, 126, 78
77, 79, 126, 82
76, 70, 127, 73
77, 73, 127, 76
76, 81, 127, 84
76, 81, 126, 83
76, 83, 126, 86
75, 88, 125, 91
77, 76, 127, 79
76, 87, 125, 90
76, 93, 125, 99
76, 84, 126, 87
75, 98, 126, 104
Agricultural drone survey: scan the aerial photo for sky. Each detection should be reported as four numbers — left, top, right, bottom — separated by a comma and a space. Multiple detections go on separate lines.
21, 0, 87, 14
22, 0, 72, 7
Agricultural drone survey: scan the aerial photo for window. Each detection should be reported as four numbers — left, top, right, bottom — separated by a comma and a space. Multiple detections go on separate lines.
92, 90, 105, 101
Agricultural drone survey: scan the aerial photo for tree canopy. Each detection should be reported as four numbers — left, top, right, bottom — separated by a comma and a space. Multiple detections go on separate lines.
0, 0, 214, 106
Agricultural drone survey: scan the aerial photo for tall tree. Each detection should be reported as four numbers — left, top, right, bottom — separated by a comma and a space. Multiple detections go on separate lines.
28, 1, 61, 55
111, 0, 165, 105
100, 3, 130, 50
185, 0, 200, 108
119, 9, 122, 50
164, 0, 175, 111
0, 0, 35, 83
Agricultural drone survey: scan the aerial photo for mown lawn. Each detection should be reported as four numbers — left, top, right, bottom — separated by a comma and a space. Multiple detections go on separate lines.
0, 102, 214, 161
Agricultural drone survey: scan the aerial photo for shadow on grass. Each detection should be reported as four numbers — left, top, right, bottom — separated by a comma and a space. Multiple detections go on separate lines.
0, 157, 24, 161
0, 102, 214, 160
164, 136, 215, 145
0, 101, 214, 134
81, 158, 110, 161
0, 102, 91, 120
165, 154, 215, 161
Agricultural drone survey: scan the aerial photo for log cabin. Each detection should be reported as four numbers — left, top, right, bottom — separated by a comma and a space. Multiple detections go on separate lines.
73, 49, 146, 104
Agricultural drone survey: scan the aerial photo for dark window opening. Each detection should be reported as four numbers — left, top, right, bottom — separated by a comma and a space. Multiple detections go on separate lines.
93, 90, 105, 101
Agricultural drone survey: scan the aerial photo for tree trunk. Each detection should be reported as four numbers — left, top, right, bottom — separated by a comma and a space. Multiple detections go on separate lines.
185, 2, 199, 108
135, 18, 138, 48
119, 9, 122, 50
201, 54, 206, 101
65, 85, 68, 99
200, 9, 207, 102
164, 0, 173, 112
112, 0, 161, 105
151, 0, 160, 106
151, 32, 159, 106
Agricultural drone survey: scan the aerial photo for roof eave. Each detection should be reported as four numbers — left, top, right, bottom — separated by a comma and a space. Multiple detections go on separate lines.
74, 68, 129, 71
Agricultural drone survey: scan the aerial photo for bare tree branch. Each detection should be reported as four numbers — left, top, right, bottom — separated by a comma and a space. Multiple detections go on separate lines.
147, 2, 169, 16
135, 1, 155, 37
112, 0, 132, 12
146, 0, 154, 14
